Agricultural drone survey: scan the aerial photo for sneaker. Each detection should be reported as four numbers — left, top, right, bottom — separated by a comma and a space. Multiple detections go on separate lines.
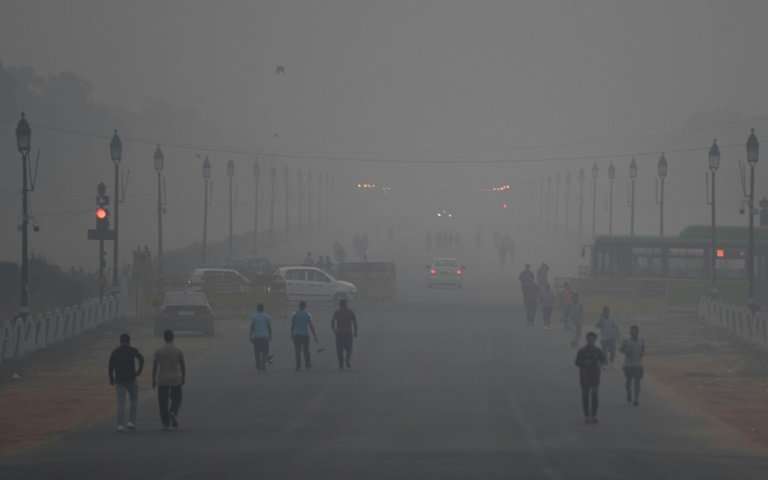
116, 425, 126, 432
126, 422, 136, 430
169, 412, 179, 429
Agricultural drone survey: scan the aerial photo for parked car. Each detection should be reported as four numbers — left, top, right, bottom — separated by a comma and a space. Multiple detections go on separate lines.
275, 266, 357, 303
187, 268, 256, 310
155, 290, 215, 336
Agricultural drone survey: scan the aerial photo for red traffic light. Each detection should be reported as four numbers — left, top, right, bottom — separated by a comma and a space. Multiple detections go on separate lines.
96, 207, 108, 220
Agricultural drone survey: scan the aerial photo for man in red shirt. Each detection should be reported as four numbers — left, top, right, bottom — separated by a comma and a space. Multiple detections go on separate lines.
331, 299, 358, 370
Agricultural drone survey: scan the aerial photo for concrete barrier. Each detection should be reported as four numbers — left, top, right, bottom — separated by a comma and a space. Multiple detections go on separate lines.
0, 294, 121, 366
698, 296, 768, 349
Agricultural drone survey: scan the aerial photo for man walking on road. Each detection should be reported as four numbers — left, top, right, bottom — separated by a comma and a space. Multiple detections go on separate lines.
519, 264, 539, 325
108, 334, 144, 432
575, 331, 607, 425
595, 306, 620, 363
249, 303, 273, 373
332, 299, 358, 370
620, 325, 645, 406
152, 330, 186, 431
291, 301, 318, 371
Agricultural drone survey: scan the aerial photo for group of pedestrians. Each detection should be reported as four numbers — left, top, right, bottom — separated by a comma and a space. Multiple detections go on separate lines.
248, 299, 359, 373
574, 323, 646, 424
517, 262, 646, 425
108, 330, 186, 432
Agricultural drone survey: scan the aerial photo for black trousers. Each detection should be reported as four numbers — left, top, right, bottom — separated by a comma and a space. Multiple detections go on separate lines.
252, 338, 270, 371
335, 333, 354, 368
524, 300, 538, 324
158, 385, 183, 427
293, 335, 311, 370
581, 385, 599, 418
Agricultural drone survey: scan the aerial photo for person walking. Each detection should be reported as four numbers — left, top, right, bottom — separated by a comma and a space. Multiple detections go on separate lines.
108, 334, 145, 432
332, 299, 358, 370
291, 301, 318, 371
249, 303, 273, 373
152, 330, 186, 431
519, 264, 538, 325
574, 331, 607, 424
595, 306, 620, 363
536, 262, 549, 289
540, 283, 555, 329
620, 325, 645, 406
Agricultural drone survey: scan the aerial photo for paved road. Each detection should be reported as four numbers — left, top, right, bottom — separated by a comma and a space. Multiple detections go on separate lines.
2, 281, 768, 479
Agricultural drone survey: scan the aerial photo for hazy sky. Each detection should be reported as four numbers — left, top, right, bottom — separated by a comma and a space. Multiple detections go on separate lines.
2, 1, 768, 268
3, 0, 767, 158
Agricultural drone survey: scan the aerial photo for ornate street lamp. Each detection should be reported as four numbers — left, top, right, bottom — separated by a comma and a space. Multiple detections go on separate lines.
629, 157, 637, 236
110, 130, 122, 287
153, 145, 165, 280
201, 155, 211, 264
707, 139, 720, 290
591, 162, 598, 237
608, 161, 616, 235
15, 113, 31, 315
657, 153, 668, 237
746, 129, 759, 300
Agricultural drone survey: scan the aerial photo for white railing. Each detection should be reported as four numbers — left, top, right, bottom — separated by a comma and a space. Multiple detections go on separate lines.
698, 296, 768, 349
0, 293, 121, 365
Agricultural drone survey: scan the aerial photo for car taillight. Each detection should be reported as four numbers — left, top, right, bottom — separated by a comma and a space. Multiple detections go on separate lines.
456, 269, 463, 275
430, 269, 437, 276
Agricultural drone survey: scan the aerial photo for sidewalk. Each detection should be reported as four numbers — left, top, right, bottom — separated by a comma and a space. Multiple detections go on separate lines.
0, 315, 214, 456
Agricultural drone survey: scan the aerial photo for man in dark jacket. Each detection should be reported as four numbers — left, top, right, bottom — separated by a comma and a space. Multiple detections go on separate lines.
332, 299, 358, 370
574, 331, 606, 425
108, 334, 145, 432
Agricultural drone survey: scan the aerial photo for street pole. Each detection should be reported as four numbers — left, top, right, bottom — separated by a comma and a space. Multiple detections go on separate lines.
110, 130, 122, 288
657, 153, 668, 237
578, 168, 584, 239
591, 163, 598, 238
297, 169, 304, 230
253, 159, 260, 254
608, 162, 615, 235
16, 113, 31, 317
227, 160, 235, 261
307, 169, 313, 229
269, 166, 276, 239
708, 140, 720, 290
565, 171, 571, 232
284, 166, 291, 232
629, 157, 637, 236
202, 156, 211, 264
746, 129, 759, 302
554, 172, 560, 230
153, 146, 165, 286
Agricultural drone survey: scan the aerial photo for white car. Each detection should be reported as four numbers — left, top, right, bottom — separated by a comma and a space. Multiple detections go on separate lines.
275, 266, 357, 303
426, 258, 465, 288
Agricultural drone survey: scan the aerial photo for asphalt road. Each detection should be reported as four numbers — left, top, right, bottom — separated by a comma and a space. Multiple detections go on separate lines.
2, 276, 768, 479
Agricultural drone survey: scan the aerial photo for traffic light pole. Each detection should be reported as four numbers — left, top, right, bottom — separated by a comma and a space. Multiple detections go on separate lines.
99, 237, 106, 299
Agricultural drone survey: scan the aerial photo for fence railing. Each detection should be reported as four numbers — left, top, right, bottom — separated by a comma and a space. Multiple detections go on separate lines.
0, 294, 121, 366
698, 296, 768, 349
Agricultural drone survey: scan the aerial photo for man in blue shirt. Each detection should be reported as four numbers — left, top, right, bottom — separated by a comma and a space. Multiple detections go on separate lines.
249, 303, 273, 372
290, 301, 318, 371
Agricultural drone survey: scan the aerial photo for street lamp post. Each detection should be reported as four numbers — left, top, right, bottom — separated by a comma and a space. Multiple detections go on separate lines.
591, 162, 598, 237
297, 169, 304, 230
15, 113, 31, 317
110, 130, 122, 288
283, 166, 291, 232
708, 140, 720, 290
153, 145, 165, 283
554, 172, 560, 229
746, 129, 759, 301
565, 171, 571, 232
202, 156, 211, 264
657, 153, 668, 237
608, 162, 615, 235
269, 166, 276, 239
227, 159, 235, 260
578, 168, 585, 239
253, 159, 260, 254
629, 157, 637, 236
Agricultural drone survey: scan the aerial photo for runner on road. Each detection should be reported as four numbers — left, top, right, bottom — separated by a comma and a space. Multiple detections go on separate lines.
108, 334, 145, 432
575, 331, 607, 425
620, 325, 645, 406
152, 330, 186, 431
595, 306, 620, 363
332, 299, 358, 370
249, 303, 273, 373
291, 301, 318, 371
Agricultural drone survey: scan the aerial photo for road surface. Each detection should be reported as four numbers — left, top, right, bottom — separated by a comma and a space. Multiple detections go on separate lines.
2, 279, 767, 479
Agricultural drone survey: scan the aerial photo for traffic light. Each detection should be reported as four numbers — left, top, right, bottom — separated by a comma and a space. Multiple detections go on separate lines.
96, 207, 110, 231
